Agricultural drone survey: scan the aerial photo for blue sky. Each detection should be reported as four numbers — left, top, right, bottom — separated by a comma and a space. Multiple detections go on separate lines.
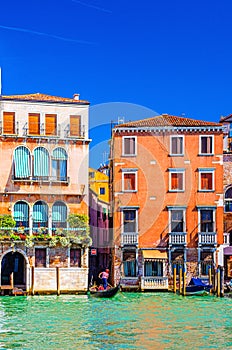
1, 0, 232, 167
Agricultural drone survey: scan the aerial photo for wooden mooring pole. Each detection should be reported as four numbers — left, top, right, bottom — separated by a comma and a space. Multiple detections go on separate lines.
31, 266, 35, 296
217, 268, 220, 297
208, 266, 212, 294
220, 266, 224, 298
10, 272, 14, 289
173, 264, 177, 293
56, 267, 60, 296
182, 268, 186, 296
179, 266, 182, 294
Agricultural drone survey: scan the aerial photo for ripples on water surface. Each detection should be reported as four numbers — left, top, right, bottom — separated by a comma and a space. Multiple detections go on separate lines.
0, 293, 231, 349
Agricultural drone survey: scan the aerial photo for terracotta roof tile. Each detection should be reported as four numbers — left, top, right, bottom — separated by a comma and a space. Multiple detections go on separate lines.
1, 93, 89, 104
116, 114, 222, 128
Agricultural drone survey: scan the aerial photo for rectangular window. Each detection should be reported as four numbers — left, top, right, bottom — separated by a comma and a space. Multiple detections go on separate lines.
28, 113, 40, 135
70, 248, 81, 267
169, 169, 185, 191
123, 172, 136, 191
3, 112, 15, 134
201, 173, 212, 190
144, 260, 163, 277
199, 169, 214, 191
171, 210, 184, 232
100, 187, 105, 195
200, 210, 214, 232
171, 136, 184, 155
123, 210, 136, 232
70, 115, 81, 136
123, 250, 136, 277
200, 136, 213, 154
45, 114, 57, 135
35, 248, 46, 267
123, 137, 136, 156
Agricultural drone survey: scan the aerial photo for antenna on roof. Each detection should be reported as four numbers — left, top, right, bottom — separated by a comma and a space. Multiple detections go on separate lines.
118, 116, 124, 124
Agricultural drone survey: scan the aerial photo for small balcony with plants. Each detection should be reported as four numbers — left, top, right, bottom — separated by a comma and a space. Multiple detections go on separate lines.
0, 214, 92, 248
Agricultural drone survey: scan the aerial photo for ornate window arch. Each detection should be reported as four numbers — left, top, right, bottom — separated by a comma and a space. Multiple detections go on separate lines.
52, 201, 67, 229
13, 146, 31, 179
52, 147, 68, 182
33, 201, 48, 228
13, 201, 30, 229
33, 147, 50, 179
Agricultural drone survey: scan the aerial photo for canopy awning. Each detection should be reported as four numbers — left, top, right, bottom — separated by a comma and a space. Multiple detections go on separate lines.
142, 250, 168, 260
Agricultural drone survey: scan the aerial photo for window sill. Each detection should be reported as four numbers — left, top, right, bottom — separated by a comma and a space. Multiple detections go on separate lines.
169, 154, 184, 157
122, 190, 137, 193
169, 190, 185, 192
198, 189, 215, 192
198, 153, 214, 156
122, 154, 137, 157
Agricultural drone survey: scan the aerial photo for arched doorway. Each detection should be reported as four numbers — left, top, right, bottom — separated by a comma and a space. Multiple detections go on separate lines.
1, 252, 26, 287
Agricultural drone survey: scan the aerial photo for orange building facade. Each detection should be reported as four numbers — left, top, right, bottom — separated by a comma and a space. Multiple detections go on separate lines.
0, 93, 91, 294
110, 114, 224, 291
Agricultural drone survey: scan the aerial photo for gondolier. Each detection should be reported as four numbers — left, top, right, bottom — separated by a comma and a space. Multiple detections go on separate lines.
98, 268, 109, 290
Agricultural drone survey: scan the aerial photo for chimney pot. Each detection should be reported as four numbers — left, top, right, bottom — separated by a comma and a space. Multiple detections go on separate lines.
73, 93, 80, 100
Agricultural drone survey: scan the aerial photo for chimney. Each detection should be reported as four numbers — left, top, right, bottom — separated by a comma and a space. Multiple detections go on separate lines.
73, 93, 80, 101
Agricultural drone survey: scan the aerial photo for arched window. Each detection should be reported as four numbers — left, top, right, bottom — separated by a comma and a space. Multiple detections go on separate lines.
33, 201, 48, 228
13, 201, 29, 228
225, 187, 232, 212
52, 201, 67, 228
33, 147, 49, 179
52, 148, 67, 182
13, 146, 31, 179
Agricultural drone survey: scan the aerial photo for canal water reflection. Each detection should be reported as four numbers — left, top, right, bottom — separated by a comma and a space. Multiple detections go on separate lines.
0, 293, 231, 349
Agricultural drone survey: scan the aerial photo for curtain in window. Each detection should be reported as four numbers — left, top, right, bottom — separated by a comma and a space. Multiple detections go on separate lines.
201, 173, 212, 190
145, 261, 153, 276
52, 201, 67, 224
52, 148, 67, 181
14, 201, 29, 226
33, 201, 48, 224
52, 148, 67, 160
14, 146, 31, 178
34, 147, 49, 177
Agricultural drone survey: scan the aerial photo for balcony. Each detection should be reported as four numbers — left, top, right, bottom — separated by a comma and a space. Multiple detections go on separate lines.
22, 123, 61, 138
12, 175, 70, 184
198, 232, 217, 246
169, 232, 187, 246
121, 233, 138, 246
64, 124, 86, 139
141, 276, 169, 291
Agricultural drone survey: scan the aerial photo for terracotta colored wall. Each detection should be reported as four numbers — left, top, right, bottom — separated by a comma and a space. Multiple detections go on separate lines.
112, 131, 224, 248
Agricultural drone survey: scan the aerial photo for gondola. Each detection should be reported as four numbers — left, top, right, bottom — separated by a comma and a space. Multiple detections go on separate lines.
89, 284, 120, 298
185, 277, 212, 296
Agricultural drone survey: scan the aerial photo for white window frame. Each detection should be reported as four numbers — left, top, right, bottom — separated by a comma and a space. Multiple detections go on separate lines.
121, 208, 139, 234
197, 207, 216, 233
170, 135, 184, 156
198, 168, 215, 192
169, 168, 185, 192
199, 135, 214, 155
122, 136, 137, 156
168, 207, 186, 233
122, 169, 138, 192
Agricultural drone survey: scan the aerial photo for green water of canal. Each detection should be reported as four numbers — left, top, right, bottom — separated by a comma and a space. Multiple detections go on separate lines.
0, 293, 231, 349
